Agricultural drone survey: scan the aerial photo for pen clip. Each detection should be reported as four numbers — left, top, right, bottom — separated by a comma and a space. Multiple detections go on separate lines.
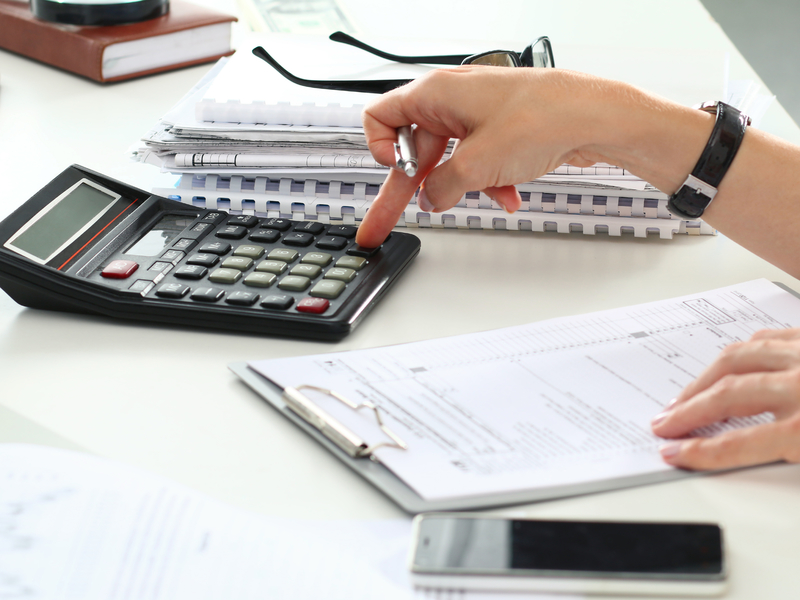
282, 384, 408, 459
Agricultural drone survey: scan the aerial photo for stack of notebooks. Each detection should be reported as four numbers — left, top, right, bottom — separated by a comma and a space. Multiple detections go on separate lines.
134, 35, 716, 239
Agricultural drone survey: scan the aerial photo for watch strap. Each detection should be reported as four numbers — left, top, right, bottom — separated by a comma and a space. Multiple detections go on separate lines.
667, 102, 749, 220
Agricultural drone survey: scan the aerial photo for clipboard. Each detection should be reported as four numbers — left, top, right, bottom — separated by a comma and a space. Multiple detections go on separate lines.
228, 361, 707, 514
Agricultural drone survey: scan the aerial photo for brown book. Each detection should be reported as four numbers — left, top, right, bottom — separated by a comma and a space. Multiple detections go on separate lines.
0, 0, 237, 83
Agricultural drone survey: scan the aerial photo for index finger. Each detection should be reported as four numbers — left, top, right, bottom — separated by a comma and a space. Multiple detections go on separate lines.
356, 127, 449, 247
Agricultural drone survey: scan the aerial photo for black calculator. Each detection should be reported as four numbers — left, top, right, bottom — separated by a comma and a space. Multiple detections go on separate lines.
0, 165, 420, 340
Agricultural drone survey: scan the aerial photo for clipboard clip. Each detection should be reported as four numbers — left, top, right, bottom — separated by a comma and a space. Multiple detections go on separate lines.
282, 385, 408, 459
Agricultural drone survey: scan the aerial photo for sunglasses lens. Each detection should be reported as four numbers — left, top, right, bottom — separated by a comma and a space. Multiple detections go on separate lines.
524, 37, 554, 68
462, 51, 518, 67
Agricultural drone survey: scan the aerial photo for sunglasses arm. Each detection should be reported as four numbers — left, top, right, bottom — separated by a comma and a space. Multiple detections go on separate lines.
329, 31, 467, 66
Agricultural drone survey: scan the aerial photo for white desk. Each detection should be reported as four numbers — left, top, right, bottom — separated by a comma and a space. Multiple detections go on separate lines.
2, 1, 799, 598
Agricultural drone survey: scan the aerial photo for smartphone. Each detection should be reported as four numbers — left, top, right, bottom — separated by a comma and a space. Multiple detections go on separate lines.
408, 513, 727, 597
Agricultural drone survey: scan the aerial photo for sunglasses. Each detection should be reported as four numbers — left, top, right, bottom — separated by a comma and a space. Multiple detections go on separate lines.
252, 33, 554, 95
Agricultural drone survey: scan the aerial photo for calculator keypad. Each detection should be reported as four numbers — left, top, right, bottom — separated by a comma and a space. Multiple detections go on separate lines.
119, 213, 397, 317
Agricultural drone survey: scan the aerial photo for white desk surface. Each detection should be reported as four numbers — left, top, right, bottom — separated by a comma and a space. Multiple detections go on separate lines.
2, 1, 800, 598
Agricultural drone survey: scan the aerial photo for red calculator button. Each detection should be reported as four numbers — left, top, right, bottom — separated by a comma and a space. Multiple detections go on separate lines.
296, 297, 329, 314
101, 260, 139, 279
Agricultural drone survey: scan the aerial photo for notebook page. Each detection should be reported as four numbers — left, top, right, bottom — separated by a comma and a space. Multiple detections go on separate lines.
248, 279, 800, 502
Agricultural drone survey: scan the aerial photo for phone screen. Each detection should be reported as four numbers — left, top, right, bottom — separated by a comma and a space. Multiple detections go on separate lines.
413, 516, 723, 578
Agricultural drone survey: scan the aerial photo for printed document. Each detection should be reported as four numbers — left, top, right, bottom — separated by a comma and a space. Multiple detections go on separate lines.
249, 280, 800, 501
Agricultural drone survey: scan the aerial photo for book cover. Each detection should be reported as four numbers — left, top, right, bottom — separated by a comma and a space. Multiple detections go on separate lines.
0, 0, 236, 82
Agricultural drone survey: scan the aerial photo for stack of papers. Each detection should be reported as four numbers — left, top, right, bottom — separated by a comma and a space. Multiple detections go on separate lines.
133, 34, 718, 239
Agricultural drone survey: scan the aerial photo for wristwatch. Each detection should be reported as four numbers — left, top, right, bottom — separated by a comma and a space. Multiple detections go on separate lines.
667, 101, 750, 221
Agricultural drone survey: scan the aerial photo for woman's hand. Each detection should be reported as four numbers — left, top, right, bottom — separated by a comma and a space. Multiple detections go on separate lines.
651, 328, 800, 470
355, 67, 643, 247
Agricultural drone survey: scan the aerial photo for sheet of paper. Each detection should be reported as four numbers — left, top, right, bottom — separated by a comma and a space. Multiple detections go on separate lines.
249, 280, 800, 502
0, 444, 572, 600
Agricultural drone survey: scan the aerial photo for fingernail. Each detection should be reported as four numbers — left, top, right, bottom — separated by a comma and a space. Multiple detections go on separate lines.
418, 189, 434, 212
492, 196, 514, 214
651, 412, 669, 427
665, 397, 678, 411
659, 441, 682, 458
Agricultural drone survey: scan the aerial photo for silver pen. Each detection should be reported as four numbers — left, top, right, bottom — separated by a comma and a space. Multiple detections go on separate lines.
394, 125, 418, 177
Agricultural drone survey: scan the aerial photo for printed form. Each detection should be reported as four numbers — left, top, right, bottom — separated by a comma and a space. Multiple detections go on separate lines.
249, 280, 800, 502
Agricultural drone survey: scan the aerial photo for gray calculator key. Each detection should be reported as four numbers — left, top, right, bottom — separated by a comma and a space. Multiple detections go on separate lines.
335, 256, 367, 271
324, 267, 356, 283
208, 268, 242, 284
290, 264, 322, 279
233, 245, 265, 259
221, 256, 254, 271
268, 248, 299, 263
310, 279, 346, 299
244, 272, 277, 288
277, 275, 311, 292
301, 252, 332, 267
255, 260, 288, 275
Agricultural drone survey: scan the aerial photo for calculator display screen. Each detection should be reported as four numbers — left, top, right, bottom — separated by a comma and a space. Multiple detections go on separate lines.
125, 213, 198, 256
4, 179, 119, 264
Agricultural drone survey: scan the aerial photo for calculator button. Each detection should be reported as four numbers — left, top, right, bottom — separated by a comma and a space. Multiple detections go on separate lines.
199, 241, 231, 255
293, 221, 325, 235
186, 253, 220, 268
233, 245, 265, 259
326, 225, 357, 238
290, 264, 322, 279
310, 280, 346, 299
297, 297, 330, 314
225, 291, 260, 306
216, 225, 248, 239
174, 265, 208, 279
335, 256, 367, 271
315, 236, 348, 251
227, 215, 259, 228
190, 222, 212, 233
161, 249, 185, 263
173, 238, 195, 251
282, 232, 314, 247
155, 283, 190, 299
278, 275, 311, 292
208, 268, 242, 284
101, 260, 139, 279
255, 260, 288, 275
244, 272, 277, 288
128, 279, 154, 293
267, 248, 299, 263
301, 252, 332, 267
346, 243, 380, 258
261, 293, 294, 310
191, 287, 224, 302
249, 229, 281, 244
149, 261, 173, 274
260, 218, 292, 231
324, 267, 356, 283
201, 212, 226, 222
221, 256, 254, 271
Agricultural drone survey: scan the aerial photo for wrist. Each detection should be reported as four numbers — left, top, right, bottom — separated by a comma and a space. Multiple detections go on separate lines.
579, 81, 716, 195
